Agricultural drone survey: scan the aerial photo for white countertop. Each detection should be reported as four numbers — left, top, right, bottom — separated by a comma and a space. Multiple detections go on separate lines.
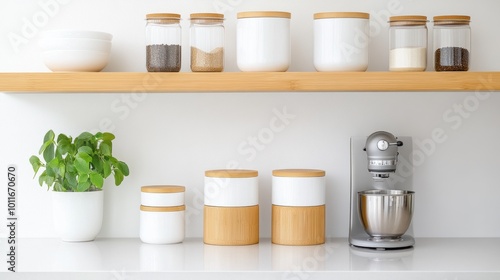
1, 238, 500, 279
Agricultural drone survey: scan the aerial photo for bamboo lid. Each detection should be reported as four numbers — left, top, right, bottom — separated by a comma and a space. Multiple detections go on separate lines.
314, 12, 369, 20
146, 13, 181, 20
389, 15, 428, 26
433, 15, 470, 25
141, 185, 185, 193
140, 205, 185, 212
237, 11, 291, 19
272, 169, 325, 177
190, 13, 224, 19
205, 169, 258, 178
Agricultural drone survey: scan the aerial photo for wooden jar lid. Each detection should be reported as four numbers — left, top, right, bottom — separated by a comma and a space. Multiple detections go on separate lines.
272, 169, 325, 177
205, 169, 258, 178
237, 11, 291, 19
141, 185, 185, 193
314, 12, 369, 20
140, 205, 185, 212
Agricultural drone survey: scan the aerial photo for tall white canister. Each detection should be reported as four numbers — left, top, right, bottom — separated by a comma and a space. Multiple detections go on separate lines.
237, 11, 291, 72
314, 12, 370, 71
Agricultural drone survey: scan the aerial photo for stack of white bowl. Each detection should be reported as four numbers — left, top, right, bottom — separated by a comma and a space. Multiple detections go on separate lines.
39, 30, 112, 72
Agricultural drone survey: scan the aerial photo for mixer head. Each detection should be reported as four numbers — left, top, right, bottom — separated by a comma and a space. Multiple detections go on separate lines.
364, 131, 403, 178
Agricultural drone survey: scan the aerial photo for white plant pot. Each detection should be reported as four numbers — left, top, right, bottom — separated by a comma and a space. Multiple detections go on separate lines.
52, 190, 104, 242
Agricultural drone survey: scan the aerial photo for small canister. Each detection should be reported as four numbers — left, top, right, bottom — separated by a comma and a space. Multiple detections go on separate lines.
389, 15, 428, 71
145, 13, 182, 72
190, 13, 225, 72
272, 169, 326, 245
433, 15, 471, 71
237, 11, 291, 72
140, 185, 185, 244
313, 12, 370, 72
204, 169, 259, 245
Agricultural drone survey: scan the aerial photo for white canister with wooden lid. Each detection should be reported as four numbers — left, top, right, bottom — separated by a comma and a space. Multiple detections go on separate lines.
140, 205, 185, 244
272, 169, 326, 245
204, 169, 259, 245
141, 185, 185, 207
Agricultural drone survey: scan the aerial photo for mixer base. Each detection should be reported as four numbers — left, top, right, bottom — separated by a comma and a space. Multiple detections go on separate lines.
350, 233, 415, 250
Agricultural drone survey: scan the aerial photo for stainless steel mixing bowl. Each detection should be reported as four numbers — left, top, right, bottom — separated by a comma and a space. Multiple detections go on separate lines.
358, 189, 414, 239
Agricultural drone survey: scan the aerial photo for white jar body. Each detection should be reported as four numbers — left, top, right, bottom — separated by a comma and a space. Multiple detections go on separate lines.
140, 210, 185, 244
314, 18, 369, 71
237, 17, 290, 72
204, 176, 258, 206
272, 176, 326, 206
141, 191, 184, 207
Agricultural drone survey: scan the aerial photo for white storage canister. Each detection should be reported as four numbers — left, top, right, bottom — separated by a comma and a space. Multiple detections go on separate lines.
141, 185, 185, 207
204, 169, 259, 245
140, 185, 185, 244
313, 12, 370, 72
237, 11, 291, 72
140, 205, 185, 244
272, 169, 326, 245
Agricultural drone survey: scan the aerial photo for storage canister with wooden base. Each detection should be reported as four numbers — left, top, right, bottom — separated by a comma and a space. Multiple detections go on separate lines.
204, 169, 259, 245
140, 185, 185, 244
272, 169, 326, 245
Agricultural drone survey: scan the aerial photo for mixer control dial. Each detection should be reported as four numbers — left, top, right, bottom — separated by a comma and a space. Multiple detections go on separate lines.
377, 140, 389, 151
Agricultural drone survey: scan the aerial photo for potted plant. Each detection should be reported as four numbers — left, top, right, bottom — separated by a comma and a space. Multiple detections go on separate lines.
29, 130, 130, 242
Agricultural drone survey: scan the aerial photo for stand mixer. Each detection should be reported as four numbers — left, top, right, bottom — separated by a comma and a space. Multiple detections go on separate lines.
349, 131, 415, 249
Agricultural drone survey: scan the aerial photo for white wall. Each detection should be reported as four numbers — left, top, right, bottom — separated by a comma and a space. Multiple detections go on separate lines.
0, 0, 499, 239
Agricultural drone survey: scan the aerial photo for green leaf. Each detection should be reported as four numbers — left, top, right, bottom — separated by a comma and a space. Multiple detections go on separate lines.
117, 161, 130, 176
78, 173, 89, 184
77, 181, 91, 192
102, 132, 115, 141
103, 161, 112, 178
100, 142, 111, 156
113, 169, 124, 186
43, 130, 55, 143
92, 155, 103, 172
47, 158, 59, 178
78, 146, 93, 156
56, 133, 70, 143
29, 156, 42, 175
38, 139, 54, 155
76, 132, 93, 141
59, 162, 66, 178
43, 143, 55, 163
56, 139, 72, 157
38, 171, 47, 187
90, 172, 104, 189
65, 172, 78, 189
74, 157, 90, 174
76, 151, 92, 163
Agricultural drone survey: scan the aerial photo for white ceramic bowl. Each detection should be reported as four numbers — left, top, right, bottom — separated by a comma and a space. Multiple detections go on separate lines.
42, 50, 110, 72
39, 37, 112, 52
42, 30, 112, 41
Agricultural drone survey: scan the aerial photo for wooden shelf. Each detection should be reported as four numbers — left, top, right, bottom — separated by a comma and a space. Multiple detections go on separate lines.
1, 72, 499, 93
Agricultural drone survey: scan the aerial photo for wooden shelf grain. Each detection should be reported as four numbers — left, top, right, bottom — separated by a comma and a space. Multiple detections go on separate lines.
1, 72, 499, 93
